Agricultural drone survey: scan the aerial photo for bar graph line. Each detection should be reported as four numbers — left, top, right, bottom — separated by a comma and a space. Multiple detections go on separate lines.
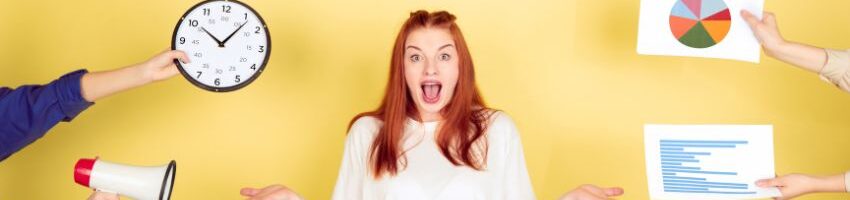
663, 182, 748, 189
662, 169, 737, 175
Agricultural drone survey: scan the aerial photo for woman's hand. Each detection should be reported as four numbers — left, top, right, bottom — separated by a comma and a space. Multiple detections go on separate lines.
240, 184, 303, 200
137, 49, 191, 83
559, 184, 624, 200
86, 191, 119, 200
80, 49, 190, 102
740, 10, 827, 72
756, 173, 846, 200
741, 11, 785, 54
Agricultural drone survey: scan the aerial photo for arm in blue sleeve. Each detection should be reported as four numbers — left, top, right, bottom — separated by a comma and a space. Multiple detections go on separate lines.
0, 69, 94, 161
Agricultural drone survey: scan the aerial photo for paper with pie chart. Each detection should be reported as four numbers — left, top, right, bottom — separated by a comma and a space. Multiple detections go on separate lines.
637, 0, 764, 63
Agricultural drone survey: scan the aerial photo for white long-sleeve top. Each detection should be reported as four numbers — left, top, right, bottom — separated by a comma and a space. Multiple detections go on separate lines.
331, 111, 535, 200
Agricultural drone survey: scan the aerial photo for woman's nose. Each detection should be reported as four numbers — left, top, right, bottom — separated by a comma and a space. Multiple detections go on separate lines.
424, 57, 438, 76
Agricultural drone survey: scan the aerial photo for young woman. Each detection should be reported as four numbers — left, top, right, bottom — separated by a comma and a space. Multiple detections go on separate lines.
240, 10, 624, 200
741, 10, 850, 199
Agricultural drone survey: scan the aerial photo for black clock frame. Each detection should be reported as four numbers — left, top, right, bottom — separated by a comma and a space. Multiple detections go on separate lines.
171, 0, 271, 92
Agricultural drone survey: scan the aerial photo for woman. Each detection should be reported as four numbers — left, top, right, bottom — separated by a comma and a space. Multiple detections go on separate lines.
742, 10, 850, 199
240, 10, 624, 200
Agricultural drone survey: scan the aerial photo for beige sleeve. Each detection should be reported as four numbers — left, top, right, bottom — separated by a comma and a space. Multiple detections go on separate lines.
818, 49, 850, 93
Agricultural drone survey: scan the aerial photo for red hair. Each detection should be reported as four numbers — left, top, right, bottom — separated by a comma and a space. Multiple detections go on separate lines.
350, 10, 492, 179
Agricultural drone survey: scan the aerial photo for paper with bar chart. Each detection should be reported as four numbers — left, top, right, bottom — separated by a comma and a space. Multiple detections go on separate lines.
637, 0, 765, 63
644, 125, 781, 200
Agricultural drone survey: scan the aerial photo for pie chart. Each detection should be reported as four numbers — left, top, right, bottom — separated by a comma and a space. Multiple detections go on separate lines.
669, 0, 731, 48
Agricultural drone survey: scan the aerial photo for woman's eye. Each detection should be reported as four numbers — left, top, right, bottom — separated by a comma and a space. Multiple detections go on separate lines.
439, 53, 451, 61
409, 55, 421, 62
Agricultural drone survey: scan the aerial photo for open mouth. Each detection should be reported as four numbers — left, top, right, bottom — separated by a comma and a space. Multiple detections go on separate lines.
421, 80, 442, 104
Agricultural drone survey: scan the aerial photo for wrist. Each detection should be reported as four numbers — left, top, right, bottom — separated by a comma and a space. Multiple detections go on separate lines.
130, 62, 155, 86
763, 39, 789, 57
813, 174, 846, 193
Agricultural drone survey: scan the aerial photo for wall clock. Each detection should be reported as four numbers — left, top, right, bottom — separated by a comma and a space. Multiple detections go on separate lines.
172, 0, 270, 92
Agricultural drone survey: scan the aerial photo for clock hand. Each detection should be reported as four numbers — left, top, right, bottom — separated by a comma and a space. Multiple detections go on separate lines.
201, 27, 224, 47
220, 21, 248, 47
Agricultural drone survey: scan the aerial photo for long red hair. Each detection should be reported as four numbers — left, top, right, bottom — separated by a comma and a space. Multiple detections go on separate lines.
350, 10, 492, 179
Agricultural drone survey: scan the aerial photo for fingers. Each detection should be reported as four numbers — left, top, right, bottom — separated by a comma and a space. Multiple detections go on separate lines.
740, 10, 759, 28
603, 187, 625, 197
167, 50, 191, 64
254, 184, 286, 197
240, 187, 261, 197
579, 184, 608, 197
87, 191, 119, 200
762, 12, 777, 27
756, 178, 784, 188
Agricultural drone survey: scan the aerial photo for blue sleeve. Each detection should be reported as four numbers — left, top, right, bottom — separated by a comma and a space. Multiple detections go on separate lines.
0, 69, 94, 161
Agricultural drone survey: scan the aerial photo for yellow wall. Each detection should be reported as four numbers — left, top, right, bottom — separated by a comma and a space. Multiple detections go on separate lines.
1, 0, 849, 199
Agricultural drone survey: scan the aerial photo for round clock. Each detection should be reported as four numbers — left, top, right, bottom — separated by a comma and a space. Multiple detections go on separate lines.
172, 0, 270, 92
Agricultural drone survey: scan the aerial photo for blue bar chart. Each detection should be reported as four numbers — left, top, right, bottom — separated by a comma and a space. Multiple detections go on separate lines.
644, 125, 781, 199
659, 139, 755, 194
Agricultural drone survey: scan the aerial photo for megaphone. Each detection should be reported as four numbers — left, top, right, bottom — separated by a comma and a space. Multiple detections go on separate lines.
73, 158, 177, 200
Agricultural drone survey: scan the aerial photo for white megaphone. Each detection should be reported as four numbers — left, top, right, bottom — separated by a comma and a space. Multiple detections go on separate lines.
74, 158, 176, 200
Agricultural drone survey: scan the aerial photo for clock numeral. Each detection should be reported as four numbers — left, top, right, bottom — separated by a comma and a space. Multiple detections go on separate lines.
196, 71, 202, 78
202, 63, 210, 69
189, 19, 199, 27
222, 5, 231, 13
244, 13, 248, 20
192, 40, 200, 45
229, 66, 237, 71
194, 52, 203, 58
250, 64, 257, 70
254, 26, 261, 34
221, 16, 230, 22
208, 18, 216, 24
244, 31, 251, 37
235, 75, 242, 83
258, 45, 265, 53
234, 22, 241, 27
203, 8, 210, 16
247, 45, 253, 51
179, 37, 186, 44
215, 68, 223, 74
214, 78, 221, 86
239, 57, 248, 62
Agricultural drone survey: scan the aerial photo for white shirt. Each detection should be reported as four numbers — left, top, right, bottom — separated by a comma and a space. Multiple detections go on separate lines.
332, 111, 536, 200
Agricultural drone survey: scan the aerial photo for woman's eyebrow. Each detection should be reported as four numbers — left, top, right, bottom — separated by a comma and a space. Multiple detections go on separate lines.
406, 46, 422, 51
438, 44, 455, 50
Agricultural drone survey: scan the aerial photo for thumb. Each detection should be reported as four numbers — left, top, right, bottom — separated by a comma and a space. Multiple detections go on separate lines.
167, 50, 191, 64
756, 178, 783, 188
240, 187, 261, 197
603, 187, 625, 197
740, 10, 759, 28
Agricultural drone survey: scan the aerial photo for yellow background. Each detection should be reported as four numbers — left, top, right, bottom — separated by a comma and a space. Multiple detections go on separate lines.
1, 0, 849, 199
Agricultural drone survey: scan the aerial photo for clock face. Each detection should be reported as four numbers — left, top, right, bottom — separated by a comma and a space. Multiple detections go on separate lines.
172, 0, 270, 92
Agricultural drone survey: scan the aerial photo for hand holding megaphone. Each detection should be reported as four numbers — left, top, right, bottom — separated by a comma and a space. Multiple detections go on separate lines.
87, 191, 119, 200
74, 158, 177, 200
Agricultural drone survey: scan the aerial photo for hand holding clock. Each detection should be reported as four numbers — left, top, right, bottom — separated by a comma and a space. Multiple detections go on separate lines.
81, 49, 190, 102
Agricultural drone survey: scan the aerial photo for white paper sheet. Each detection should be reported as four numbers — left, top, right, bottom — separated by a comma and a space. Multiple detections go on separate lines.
644, 124, 782, 200
637, 0, 765, 63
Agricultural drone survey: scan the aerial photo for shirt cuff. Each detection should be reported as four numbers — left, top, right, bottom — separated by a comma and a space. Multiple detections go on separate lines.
53, 69, 94, 121
845, 171, 849, 193
819, 49, 850, 83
